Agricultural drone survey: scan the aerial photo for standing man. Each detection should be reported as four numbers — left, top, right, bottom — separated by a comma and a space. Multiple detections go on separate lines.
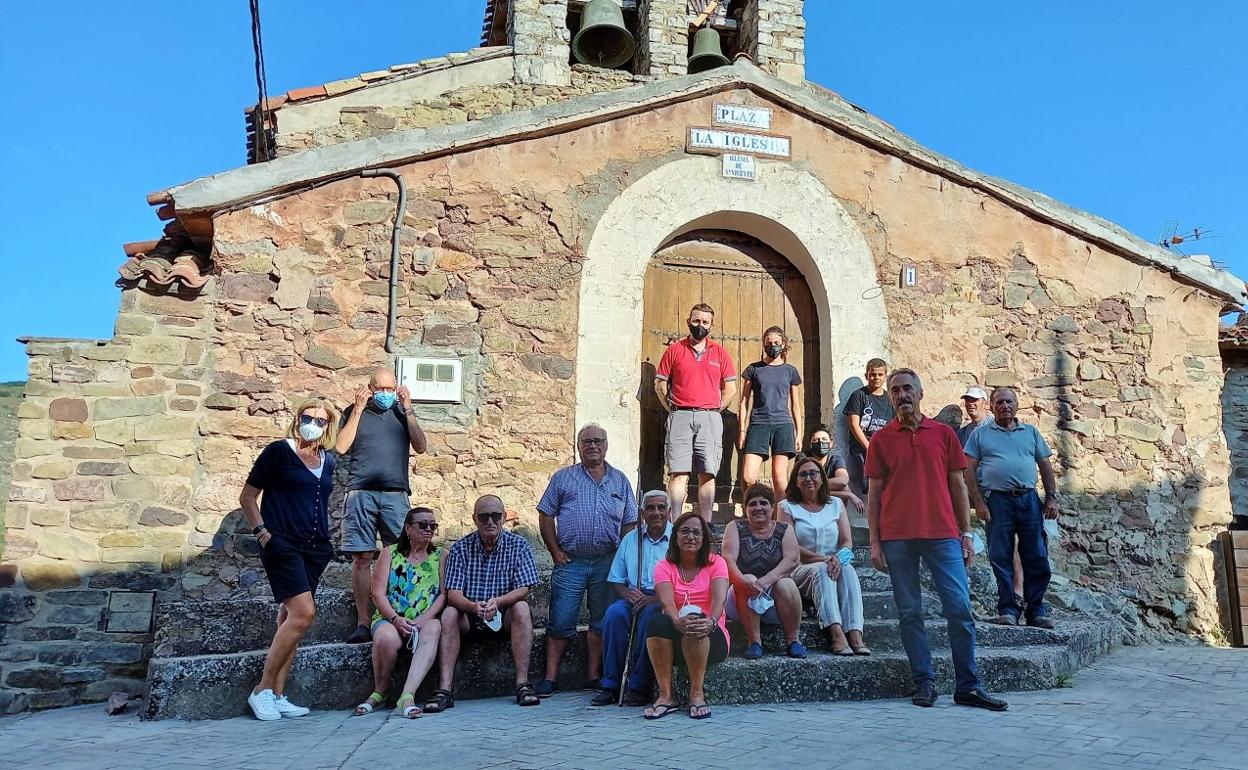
963, 387, 1059, 630
535, 424, 636, 697
844, 358, 894, 496
956, 385, 993, 447
336, 367, 428, 643
866, 368, 1007, 711
429, 494, 542, 711
654, 303, 737, 522
592, 490, 672, 706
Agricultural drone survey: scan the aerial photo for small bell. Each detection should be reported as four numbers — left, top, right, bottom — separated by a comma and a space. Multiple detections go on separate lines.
687, 27, 730, 74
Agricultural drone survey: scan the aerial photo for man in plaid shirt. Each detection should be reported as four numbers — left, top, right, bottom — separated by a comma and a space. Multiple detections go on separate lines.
430, 494, 542, 710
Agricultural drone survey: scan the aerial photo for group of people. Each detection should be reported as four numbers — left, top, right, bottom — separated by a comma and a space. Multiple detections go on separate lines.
237, 303, 1061, 722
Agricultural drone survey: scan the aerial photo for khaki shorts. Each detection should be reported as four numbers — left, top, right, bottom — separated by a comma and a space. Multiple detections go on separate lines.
665, 409, 723, 476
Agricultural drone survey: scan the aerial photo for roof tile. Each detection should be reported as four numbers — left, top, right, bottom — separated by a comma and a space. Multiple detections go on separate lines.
285, 85, 327, 102
323, 77, 366, 96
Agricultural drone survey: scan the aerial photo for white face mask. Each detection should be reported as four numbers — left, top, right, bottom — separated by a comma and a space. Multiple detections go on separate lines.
298, 423, 325, 442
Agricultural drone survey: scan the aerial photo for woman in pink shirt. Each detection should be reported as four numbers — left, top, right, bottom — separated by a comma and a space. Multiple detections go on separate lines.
643, 512, 729, 720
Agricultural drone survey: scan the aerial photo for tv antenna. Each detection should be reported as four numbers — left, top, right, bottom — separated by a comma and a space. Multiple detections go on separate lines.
1157, 222, 1217, 256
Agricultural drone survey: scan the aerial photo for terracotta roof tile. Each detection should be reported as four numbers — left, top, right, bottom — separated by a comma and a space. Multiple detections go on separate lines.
285, 85, 327, 102
323, 77, 366, 96
117, 240, 212, 294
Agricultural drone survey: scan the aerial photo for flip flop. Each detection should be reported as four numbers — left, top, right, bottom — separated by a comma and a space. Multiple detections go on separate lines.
643, 702, 681, 720
353, 691, 384, 716
832, 647, 856, 657
688, 702, 712, 720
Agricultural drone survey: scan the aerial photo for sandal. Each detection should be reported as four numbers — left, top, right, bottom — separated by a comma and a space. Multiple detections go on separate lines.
643, 702, 681, 720
423, 689, 454, 714
688, 702, 712, 720
515, 682, 541, 707
353, 691, 384, 716
832, 647, 856, 657
395, 694, 421, 719
852, 644, 872, 656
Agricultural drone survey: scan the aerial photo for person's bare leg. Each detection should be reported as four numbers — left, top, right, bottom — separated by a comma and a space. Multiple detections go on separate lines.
257, 593, 315, 695
507, 601, 534, 685
351, 552, 374, 627
543, 635, 568, 683
740, 454, 763, 503
586, 630, 603, 682
645, 637, 675, 713
735, 590, 761, 645
667, 473, 690, 521
681, 635, 711, 710
774, 577, 802, 644
399, 622, 441, 697
437, 607, 465, 691
696, 473, 716, 523
371, 622, 401, 694
771, 455, 790, 501
827, 622, 849, 650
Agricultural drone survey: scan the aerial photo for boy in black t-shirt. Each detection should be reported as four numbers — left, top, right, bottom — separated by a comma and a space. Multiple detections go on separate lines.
842, 358, 894, 495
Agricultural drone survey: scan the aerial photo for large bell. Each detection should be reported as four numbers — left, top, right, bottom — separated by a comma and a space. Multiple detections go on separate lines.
572, 0, 636, 69
687, 27, 731, 74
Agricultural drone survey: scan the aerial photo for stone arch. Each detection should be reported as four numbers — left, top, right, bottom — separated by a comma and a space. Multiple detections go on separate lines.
575, 155, 887, 484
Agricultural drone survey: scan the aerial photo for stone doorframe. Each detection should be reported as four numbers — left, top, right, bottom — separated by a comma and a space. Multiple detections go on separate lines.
575, 155, 889, 486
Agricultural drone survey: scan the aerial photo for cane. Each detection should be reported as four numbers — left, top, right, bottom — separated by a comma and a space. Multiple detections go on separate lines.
618, 483, 646, 706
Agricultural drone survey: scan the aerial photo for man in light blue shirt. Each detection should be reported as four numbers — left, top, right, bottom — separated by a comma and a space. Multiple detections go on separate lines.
592, 490, 673, 706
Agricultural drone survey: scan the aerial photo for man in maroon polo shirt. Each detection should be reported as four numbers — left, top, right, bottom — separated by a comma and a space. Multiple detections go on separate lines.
654, 303, 737, 522
865, 368, 1007, 711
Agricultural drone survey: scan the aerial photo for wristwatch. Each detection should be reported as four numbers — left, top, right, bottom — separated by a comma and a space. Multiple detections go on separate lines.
252, 524, 267, 535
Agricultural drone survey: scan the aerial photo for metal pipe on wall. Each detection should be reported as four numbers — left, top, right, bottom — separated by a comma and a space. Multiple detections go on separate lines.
359, 169, 407, 354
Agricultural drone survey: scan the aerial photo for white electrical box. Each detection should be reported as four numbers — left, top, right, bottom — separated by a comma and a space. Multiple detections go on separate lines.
396, 357, 464, 404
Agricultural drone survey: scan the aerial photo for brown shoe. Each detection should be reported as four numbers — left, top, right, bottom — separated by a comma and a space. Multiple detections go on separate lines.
1027, 616, 1056, 630
988, 614, 1017, 626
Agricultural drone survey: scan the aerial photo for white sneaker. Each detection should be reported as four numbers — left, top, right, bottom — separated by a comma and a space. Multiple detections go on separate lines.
247, 688, 281, 721
273, 695, 311, 718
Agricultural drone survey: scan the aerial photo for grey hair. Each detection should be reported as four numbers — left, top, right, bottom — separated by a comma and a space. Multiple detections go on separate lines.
640, 489, 670, 509
886, 368, 923, 393
576, 423, 607, 442
989, 386, 1017, 402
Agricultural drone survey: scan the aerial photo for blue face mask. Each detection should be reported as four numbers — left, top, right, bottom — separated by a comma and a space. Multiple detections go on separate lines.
373, 391, 397, 410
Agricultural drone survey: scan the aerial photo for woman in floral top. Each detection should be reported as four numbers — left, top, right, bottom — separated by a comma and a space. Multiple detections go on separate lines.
354, 506, 445, 718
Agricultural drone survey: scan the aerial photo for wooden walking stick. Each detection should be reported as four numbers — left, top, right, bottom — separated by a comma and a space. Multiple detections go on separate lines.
618, 486, 646, 706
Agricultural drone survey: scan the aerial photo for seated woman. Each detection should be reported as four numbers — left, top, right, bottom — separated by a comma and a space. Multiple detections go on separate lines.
643, 512, 729, 721
721, 484, 806, 660
354, 506, 445, 719
806, 426, 864, 514
777, 456, 870, 656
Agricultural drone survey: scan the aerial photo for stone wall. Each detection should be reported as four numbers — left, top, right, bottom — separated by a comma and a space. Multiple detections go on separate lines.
1223, 352, 1248, 520
739, 0, 805, 83
510, 0, 572, 86
1, 290, 212, 713
638, 0, 689, 77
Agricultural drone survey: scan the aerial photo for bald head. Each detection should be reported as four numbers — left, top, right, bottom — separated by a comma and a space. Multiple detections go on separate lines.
369, 368, 397, 390
473, 494, 505, 541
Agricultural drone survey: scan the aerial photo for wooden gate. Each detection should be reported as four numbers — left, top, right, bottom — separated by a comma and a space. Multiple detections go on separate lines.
638, 230, 820, 515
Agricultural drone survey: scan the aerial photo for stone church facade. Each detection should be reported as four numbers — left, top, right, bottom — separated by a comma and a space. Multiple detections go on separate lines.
2, 0, 1245, 712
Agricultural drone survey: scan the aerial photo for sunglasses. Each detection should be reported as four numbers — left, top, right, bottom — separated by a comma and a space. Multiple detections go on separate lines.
476, 512, 504, 524
299, 414, 329, 428
677, 528, 703, 538
411, 520, 438, 532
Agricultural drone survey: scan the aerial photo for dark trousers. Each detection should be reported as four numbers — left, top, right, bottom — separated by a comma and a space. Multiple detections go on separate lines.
986, 490, 1051, 620
600, 595, 661, 693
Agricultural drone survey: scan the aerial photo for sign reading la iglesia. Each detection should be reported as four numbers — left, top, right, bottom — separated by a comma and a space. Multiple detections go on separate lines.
686, 103, 791, 167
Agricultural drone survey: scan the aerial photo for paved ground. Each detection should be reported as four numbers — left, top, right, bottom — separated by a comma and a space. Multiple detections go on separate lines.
2, 645, 1246, 770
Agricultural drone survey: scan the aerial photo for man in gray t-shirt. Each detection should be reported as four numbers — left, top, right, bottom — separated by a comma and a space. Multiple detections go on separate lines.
335, 367, 428, 643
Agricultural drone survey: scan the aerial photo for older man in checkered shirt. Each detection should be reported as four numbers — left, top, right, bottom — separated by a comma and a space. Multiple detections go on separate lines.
431, 494, 542, 710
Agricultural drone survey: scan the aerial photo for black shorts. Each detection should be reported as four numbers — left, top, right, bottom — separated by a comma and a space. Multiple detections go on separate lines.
644, 613, 728, 666
259, 533, 334, 604
743, 421, 797, 459
466, 607, 514, 638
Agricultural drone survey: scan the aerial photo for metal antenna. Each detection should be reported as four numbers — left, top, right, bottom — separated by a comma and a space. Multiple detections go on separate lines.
1159, 223, 1218, 256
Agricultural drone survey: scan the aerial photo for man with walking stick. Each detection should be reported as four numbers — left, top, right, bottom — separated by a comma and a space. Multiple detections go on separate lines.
593, 490, 673, 706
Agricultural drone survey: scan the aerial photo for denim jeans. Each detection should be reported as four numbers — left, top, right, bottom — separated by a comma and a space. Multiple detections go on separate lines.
600, 595, 661, 693
986, 490, 1051, 620
547, 555, 613, 638
882, 538, 980, 694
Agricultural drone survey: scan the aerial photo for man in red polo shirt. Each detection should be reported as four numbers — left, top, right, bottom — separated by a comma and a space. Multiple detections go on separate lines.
865, 368, 1007, 712
654, 303, 737, 522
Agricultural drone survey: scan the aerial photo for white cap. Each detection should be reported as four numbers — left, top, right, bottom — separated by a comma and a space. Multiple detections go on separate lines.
962, 386, 989, 401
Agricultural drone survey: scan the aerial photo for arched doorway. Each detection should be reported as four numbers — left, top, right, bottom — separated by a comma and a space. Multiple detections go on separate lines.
639, 230, 820, 518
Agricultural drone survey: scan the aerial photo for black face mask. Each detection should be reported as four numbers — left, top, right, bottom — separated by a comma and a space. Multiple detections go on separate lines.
688, 325, 710, 341
765, 344, 783, 359
810, 442, 831, 457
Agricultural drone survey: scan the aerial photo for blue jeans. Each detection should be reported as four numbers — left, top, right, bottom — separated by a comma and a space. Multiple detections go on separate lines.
600, 595, 661, 693
882, 538, 980, 694
547, 555, 613, 639
986, 490, 1051, 620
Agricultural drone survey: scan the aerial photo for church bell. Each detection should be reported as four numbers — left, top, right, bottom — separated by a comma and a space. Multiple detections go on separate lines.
572, 0, 636, 69
687, 26, 730, 74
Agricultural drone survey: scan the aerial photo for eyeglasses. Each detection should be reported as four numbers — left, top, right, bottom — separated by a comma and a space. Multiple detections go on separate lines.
299, 415, 329, 428
798, 470, 823, 479
677, 528, 703, 538
579, 437, 607, 446
372, 387, 396, 395
475, 512, 504, 524
411, 521, 438, 532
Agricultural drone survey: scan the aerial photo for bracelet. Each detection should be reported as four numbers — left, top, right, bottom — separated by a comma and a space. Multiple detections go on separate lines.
960, 532, 973, 540
253, 524, 267, 535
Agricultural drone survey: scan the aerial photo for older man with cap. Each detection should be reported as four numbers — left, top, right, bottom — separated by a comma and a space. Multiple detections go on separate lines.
956, 386, 993, 447
592, 490, 673, 706
535, 424, 636, 698
963, 387, 1059, 630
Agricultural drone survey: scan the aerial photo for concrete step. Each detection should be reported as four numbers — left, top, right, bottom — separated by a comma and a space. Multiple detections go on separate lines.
143, 618, 1117, 720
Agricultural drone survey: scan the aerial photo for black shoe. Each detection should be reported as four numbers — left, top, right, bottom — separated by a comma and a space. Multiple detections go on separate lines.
533, 679, 558, 698
345, 625, 371, 644
954, 688, 1009, 711
911, 682, 937, 707
583, 677, 606, 692
590, 688, 618, 706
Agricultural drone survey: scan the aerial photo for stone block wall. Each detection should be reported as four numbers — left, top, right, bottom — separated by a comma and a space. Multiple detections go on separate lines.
739, 0, 805, 83
639, 0, 689, 77
1223, 352, 1248, 519
1, 290, 212, 713
510, 0, 572, 86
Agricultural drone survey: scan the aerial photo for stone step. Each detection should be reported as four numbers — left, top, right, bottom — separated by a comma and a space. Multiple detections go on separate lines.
726, 616, 1073, 655
143, 617, 1117, 720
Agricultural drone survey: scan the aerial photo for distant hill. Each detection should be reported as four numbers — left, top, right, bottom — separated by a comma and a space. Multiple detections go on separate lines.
0, 381, 22, 556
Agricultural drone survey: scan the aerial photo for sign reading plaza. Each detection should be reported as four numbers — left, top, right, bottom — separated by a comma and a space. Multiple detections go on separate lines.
712, 103, 773, 130
686, 127, 792, 159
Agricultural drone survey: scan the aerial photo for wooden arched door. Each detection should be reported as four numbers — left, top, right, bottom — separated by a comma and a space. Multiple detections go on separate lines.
639, 230, 820, 519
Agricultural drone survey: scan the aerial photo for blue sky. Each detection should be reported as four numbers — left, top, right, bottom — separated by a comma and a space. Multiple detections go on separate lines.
1, 1, 1244, 381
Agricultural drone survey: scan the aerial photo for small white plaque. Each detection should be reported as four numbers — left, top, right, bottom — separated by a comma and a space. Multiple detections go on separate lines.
713, 103, 772, 130
722, 153, 756, 181
687, 127, 791, 159
396, 357, 463, 404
